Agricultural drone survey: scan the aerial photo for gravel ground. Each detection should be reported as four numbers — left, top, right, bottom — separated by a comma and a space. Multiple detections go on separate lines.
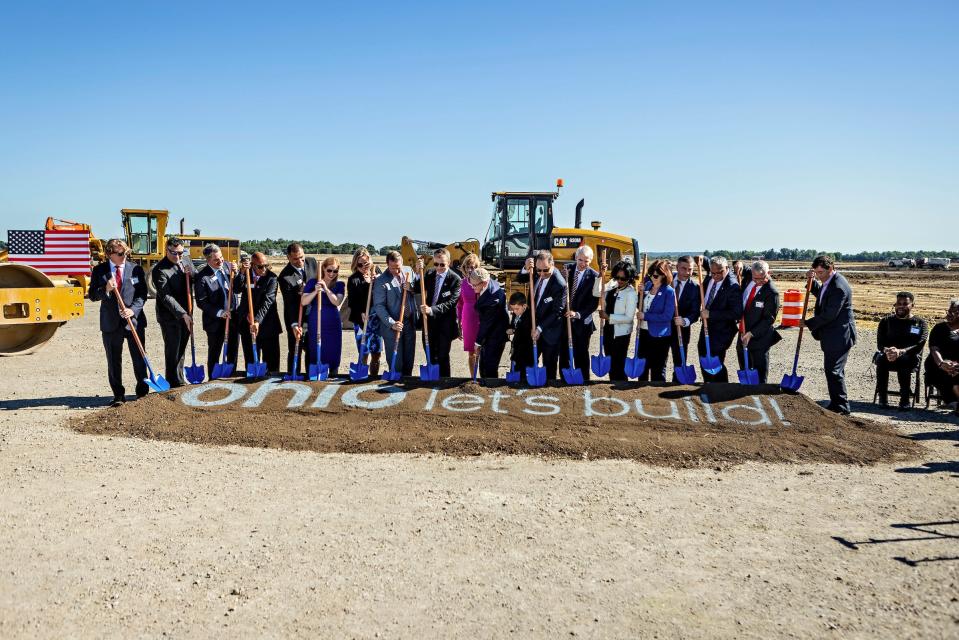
1, 299, 957, 638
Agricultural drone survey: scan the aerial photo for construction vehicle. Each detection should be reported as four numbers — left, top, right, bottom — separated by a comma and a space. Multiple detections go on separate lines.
401, 179, 639, 296
887, 258, 916, 268
916, 257, 953, 270
120, 209, 241, 296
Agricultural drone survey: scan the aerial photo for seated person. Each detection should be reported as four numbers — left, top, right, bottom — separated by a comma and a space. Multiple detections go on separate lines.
875, 291, 928, 409
925, 298, 959, 415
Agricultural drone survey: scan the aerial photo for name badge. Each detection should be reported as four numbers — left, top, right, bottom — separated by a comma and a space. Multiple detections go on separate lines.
543, 296, 553, 304
442, 291, 451, 297
296, 278, 303, 285
910, 326, 920, 334
131, 277, 139, 284
755, 301, 764, 308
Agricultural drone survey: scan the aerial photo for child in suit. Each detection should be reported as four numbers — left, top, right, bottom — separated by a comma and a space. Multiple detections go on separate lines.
508, 292, 534, 381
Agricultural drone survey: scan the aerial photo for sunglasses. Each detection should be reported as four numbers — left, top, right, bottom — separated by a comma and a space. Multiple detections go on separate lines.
168, 249, 184, 256
536, 268, 551, 273
253, 263, 267, 270
434, 262, 447, 268
615, 275, 629, 281
357, 262, 370, 268
326, 268, 339, 274
649, 273, 662, 278
111, 251, 126, 257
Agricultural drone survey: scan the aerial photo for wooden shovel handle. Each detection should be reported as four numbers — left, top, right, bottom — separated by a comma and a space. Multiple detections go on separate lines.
112, 287, 148, 359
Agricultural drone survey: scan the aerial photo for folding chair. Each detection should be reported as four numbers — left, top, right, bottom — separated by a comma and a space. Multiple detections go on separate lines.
873, 354, 921, 408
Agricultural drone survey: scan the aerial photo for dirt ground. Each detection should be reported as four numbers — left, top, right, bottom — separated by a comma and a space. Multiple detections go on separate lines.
1, 286, 958, 637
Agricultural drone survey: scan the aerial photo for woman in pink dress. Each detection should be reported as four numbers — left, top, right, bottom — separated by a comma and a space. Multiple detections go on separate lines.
456, 253, 481, 376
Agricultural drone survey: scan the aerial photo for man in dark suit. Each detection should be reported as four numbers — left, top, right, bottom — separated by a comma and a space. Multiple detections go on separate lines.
195, 243, 240, 376
277, 242, 318, 376
560, 246, 599, 380
804, 254, 857, 415
415, 248, 462, 377
697, 255, 743, 382
470, 268, 509, 378
671, 255, 702, 379
151, 237, 198, 386
373, 251, 420, 377
517, 251, 568, 381
735, 260, 782, 383
88, 238, 149, 406
236, 252, 283, 374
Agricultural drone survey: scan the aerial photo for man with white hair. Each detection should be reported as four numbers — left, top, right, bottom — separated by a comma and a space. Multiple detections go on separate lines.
470, 268, 509, 378
697, 255, 743, 382
736, 260, 782, 383
562, 244, 600, 379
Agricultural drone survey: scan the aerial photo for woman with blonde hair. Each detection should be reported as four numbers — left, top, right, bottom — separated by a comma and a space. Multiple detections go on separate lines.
302, 256, 346, 376
456, 253, 482, 376
346, 248, 382, 376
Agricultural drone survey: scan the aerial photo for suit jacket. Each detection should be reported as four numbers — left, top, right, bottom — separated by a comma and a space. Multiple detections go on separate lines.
278, 257, 318, 329
195, 263, 241, 333
372, 271, 420, 333
806, 272, 857, 351
517, 268, 567, 346
474, 280, 509, 349
672, 276, 701, 326
415, 268, 462, 339
640, 283, 677, 337
700, 272, 743, 351
740, 280, 782, 351
152, 256, 198, 325
565, 264, 599, 335
89, 260, 148, 333
236, 269, 283, 338
510, 310, 534, 363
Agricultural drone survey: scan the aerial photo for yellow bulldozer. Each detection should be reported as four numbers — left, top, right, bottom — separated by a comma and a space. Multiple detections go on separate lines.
1, 209, 239, 356
401, 180, 639, 296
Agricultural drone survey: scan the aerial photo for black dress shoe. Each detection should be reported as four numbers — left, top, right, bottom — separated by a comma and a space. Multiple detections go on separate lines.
109, 398, 125, 408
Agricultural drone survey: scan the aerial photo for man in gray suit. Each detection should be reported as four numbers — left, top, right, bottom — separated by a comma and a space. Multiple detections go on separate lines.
373, 251, 419, 377
735, 260, 782, 383
803, 254, 857, 415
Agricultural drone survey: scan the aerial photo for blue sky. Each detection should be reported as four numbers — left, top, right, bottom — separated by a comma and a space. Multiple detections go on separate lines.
1, 1, 955, 252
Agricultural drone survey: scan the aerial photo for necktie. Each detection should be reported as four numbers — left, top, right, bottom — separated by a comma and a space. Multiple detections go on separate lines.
219, 269, 230, 312
536, 276, 547, 304
115, 265, 123, 293
705, 281, 718, 307
677, 280, 685, 299
572, 269, 582, 298
740, 284, 758, 332
433, 273, 443, 305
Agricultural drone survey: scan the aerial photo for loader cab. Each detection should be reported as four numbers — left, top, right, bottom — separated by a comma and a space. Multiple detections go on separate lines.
481, 191, 557, 269
122, 209, 168, 259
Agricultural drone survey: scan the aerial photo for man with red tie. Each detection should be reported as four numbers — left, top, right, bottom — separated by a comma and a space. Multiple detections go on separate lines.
736, 260, 782, 383
88, 238, 150, 406
697, 255, 742, 382
415, 248, 462, 378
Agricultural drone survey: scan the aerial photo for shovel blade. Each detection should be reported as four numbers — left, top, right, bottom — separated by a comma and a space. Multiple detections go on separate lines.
591, 355, 612, 378
700, 356, 723, 376
349, 362, 369, 381
308, 363, 329, 381
561, 367, 584, 385
144, 374, 171, 393
737, 368, 760, 385
505, 363, 521, 383
675, 365, 697, 385
211, 363, 234, 379
624, 357, 647, 379
526, 365, 546, 387
185, 365, 205, 384
383, 370, 403, 382
780, 373, 804, 391
419, 363, 440, 381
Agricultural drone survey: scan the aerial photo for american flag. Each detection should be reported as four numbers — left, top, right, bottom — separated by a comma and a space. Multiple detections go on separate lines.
7, 229, 92, 275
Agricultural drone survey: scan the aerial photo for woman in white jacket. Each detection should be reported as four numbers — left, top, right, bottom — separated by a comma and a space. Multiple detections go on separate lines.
595, 260, 639, 380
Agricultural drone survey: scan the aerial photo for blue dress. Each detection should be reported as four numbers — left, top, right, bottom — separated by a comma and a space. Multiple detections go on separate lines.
304, 279, 344, 375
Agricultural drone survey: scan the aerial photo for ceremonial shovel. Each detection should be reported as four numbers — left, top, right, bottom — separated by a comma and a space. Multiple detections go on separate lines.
505, 283, 526, 383
349, 265, 377, 381
283, 283, 305, 381
417, 258, 440, 382
560, 267, 584, 385
781, 273, 814, 392
526, 268, 547, 387
307, 280, 330, 381
112, 287, 170, 392
671, 286, 697, 384
183, 269, 205, 384
696, 257, 723, 376
734, 265, 759, 385
590, 248, 612, 378
383, 271, 409, 383
211, 262, 236, 379
624, 253, 648, 379
244, 266, 268, 379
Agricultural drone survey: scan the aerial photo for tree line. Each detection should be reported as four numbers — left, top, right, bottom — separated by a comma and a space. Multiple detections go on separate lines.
240, 238, 401, 256
699, 248, 957, 262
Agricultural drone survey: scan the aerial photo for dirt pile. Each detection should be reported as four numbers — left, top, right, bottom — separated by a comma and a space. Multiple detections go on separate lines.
71, 379, 920, 466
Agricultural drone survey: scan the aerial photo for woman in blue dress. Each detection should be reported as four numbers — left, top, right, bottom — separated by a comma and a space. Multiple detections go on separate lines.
301, 256, 345, 376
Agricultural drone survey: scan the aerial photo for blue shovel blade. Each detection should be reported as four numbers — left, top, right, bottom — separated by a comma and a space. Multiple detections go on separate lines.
185, 365, 205, 384
526, 365, 546, 387
308, 363, 329, 381
349, 362, 369, 381
675, 365, 697, 385
211, 363, 234, 379
737, 369, 760, 385
383, 370, 402, 382
144, 374, 171, 393
700, 356, 723, 376
624, 357, 647, 379
505, 363, 521, 383
591, 355, 612, 378
561, 367, 584, 385
420, 363, 440, 381
780, 374, 804, 391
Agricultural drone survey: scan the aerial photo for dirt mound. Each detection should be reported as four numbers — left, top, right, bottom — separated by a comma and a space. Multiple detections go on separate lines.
70, 379, 920, 466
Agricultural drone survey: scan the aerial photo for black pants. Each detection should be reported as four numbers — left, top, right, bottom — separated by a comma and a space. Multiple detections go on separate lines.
159, 320, 190, 385
876, 355, 919, 405
479, 339, 507, 378
698, 334, 732, 383
736, 341, 772, 383
286, 330, 308, 375
823, 346, 852, 412
639, 331, 671, 382
537, 340, 561, 381
560, 325, 594, 380
602, 327, 632, 381
241, 329, 281, 374
382, 324, 416, 376
206, 322, 240, 376
925, 362, 959, 403
426, 329, 454, 378
102, 326, 148, 400
670, 325, 693, 382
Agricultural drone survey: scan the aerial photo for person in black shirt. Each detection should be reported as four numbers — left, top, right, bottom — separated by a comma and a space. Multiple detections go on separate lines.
925, 299, 959, 413
875, 291, 928, 409
346, 249, 383, 378
507, 291, 533, 382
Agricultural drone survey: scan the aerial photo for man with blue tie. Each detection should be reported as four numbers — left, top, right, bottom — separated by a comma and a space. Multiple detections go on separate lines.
697, 255, 743, 382
803, 254, 857, 415
415, 248, 462, 378
373, 251, 420, 377
195, 243, 240, 377
671, 255, 702, 380
561, 245, 600, 380
517, 251, 567, 381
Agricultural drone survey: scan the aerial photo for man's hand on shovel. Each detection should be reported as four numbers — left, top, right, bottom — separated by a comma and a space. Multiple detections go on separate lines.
182, 313, 193, 333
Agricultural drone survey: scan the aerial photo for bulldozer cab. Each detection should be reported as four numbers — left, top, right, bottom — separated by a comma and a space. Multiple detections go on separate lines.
122, 209, 168, 258
481, 192, 557, 269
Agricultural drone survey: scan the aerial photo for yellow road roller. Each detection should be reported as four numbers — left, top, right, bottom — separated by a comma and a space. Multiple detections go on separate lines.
0, 263, 85, 356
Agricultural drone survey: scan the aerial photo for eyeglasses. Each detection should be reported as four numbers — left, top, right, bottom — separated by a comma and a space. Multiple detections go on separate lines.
168, 249, 184, 256
434, 263, 447, 268
357, 262, 370, 268
111, 251, 126, 257
536, 268, 551, 273
615, 275, 629, 281
253, 263, 267, 270
326, 268, 339, 274
649, 273, 662, 279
